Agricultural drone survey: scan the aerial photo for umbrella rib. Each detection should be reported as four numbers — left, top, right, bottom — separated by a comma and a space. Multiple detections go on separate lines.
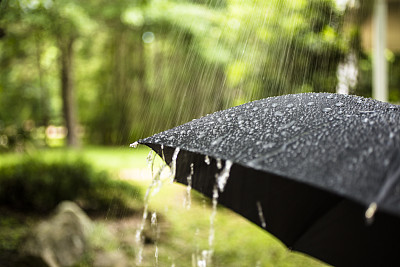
375, 151, 400, 205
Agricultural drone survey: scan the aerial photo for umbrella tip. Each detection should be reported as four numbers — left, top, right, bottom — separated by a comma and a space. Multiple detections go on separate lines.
130, 141, 139, 148
365, 202, 378, 225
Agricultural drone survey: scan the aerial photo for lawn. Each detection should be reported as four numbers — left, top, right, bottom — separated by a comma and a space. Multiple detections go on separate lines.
0, 146, 329, 266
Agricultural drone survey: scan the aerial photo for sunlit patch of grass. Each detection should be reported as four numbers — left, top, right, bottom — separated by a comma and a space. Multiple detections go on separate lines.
140, 181, 329, 267
0, 147, 330, 266
0, 146, 150, 170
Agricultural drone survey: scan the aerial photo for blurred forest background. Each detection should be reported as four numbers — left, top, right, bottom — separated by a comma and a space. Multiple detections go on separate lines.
1, 0, 400, 266
1, 0, 398, 150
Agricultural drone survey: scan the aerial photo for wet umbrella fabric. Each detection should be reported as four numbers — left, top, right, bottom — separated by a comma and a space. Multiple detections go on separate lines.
138, 93, 400, 267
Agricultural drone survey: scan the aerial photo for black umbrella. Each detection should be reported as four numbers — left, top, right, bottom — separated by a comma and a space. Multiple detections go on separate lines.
137, 93, 400, 267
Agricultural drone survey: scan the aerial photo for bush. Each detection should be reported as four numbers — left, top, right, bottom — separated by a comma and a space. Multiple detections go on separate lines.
0, 157, 142, 215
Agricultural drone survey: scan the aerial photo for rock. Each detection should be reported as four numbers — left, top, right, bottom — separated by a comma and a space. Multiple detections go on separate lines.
19, 201, 92, 267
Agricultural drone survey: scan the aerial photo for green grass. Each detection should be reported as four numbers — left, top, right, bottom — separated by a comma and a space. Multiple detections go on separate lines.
0, 146, 329, 267
142, 182, 329, 267
0, 146, 151, 171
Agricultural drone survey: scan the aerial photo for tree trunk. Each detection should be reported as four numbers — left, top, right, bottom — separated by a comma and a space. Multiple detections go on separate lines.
60, 37, 79, 147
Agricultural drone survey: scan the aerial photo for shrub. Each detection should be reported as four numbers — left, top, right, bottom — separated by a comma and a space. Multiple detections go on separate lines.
0, 157, 142, 215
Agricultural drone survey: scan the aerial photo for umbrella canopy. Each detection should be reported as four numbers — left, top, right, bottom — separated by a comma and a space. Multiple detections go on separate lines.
138, 93, 400, 267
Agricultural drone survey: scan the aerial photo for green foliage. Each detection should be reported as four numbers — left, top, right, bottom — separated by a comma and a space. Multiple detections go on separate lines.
0, 0, 349, 147
0, 157, 142, 214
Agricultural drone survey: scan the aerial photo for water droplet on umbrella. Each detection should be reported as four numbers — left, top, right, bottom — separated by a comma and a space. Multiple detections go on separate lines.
322, 108, 332, 113
211, 136, 224, 146
271, 103, 278, 108
359, 110, 375, 114
307, 102, 314, 106
130, 141, 138, 148
278, 121, 295, 130
286, 103, 294, 108
275, 111, 284, 116
335, 102, 344, 107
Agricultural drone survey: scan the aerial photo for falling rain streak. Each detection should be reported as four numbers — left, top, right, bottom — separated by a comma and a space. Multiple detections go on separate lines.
256, 201, 267, 228
216, 160, 233, 192
184, 163, 194, 209
134, 146, 181, 265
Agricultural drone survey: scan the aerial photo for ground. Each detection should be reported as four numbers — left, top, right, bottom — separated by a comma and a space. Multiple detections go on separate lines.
0, 146, 329, 267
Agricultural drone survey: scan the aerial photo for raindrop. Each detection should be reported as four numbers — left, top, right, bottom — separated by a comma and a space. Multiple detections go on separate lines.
278, 121, 295, 130
130, 141, 139, 148
307, 102, 314, 106
205, 155, 211, 165
136, 162, 169, 265
335, 102, 344, 107
216, 158, 222, 169
286, 103, 294, 108
206, 184, 219, 264
170, 147, 180, 175
256, 201, 266, 228
262, 143, 275, 149
322, 108, 332, 113
365, 202, 377, 224
142, 31, 155, 43
146, 150, 154, 162
211, 136, 224, 146
271, 103, 278, 108
216, 160, 233, 192
274, 111, 284, 116
359, 110, 376, 114
184, 163, 194, 210
151, 210, 160, 265
151, 212, 157, 227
